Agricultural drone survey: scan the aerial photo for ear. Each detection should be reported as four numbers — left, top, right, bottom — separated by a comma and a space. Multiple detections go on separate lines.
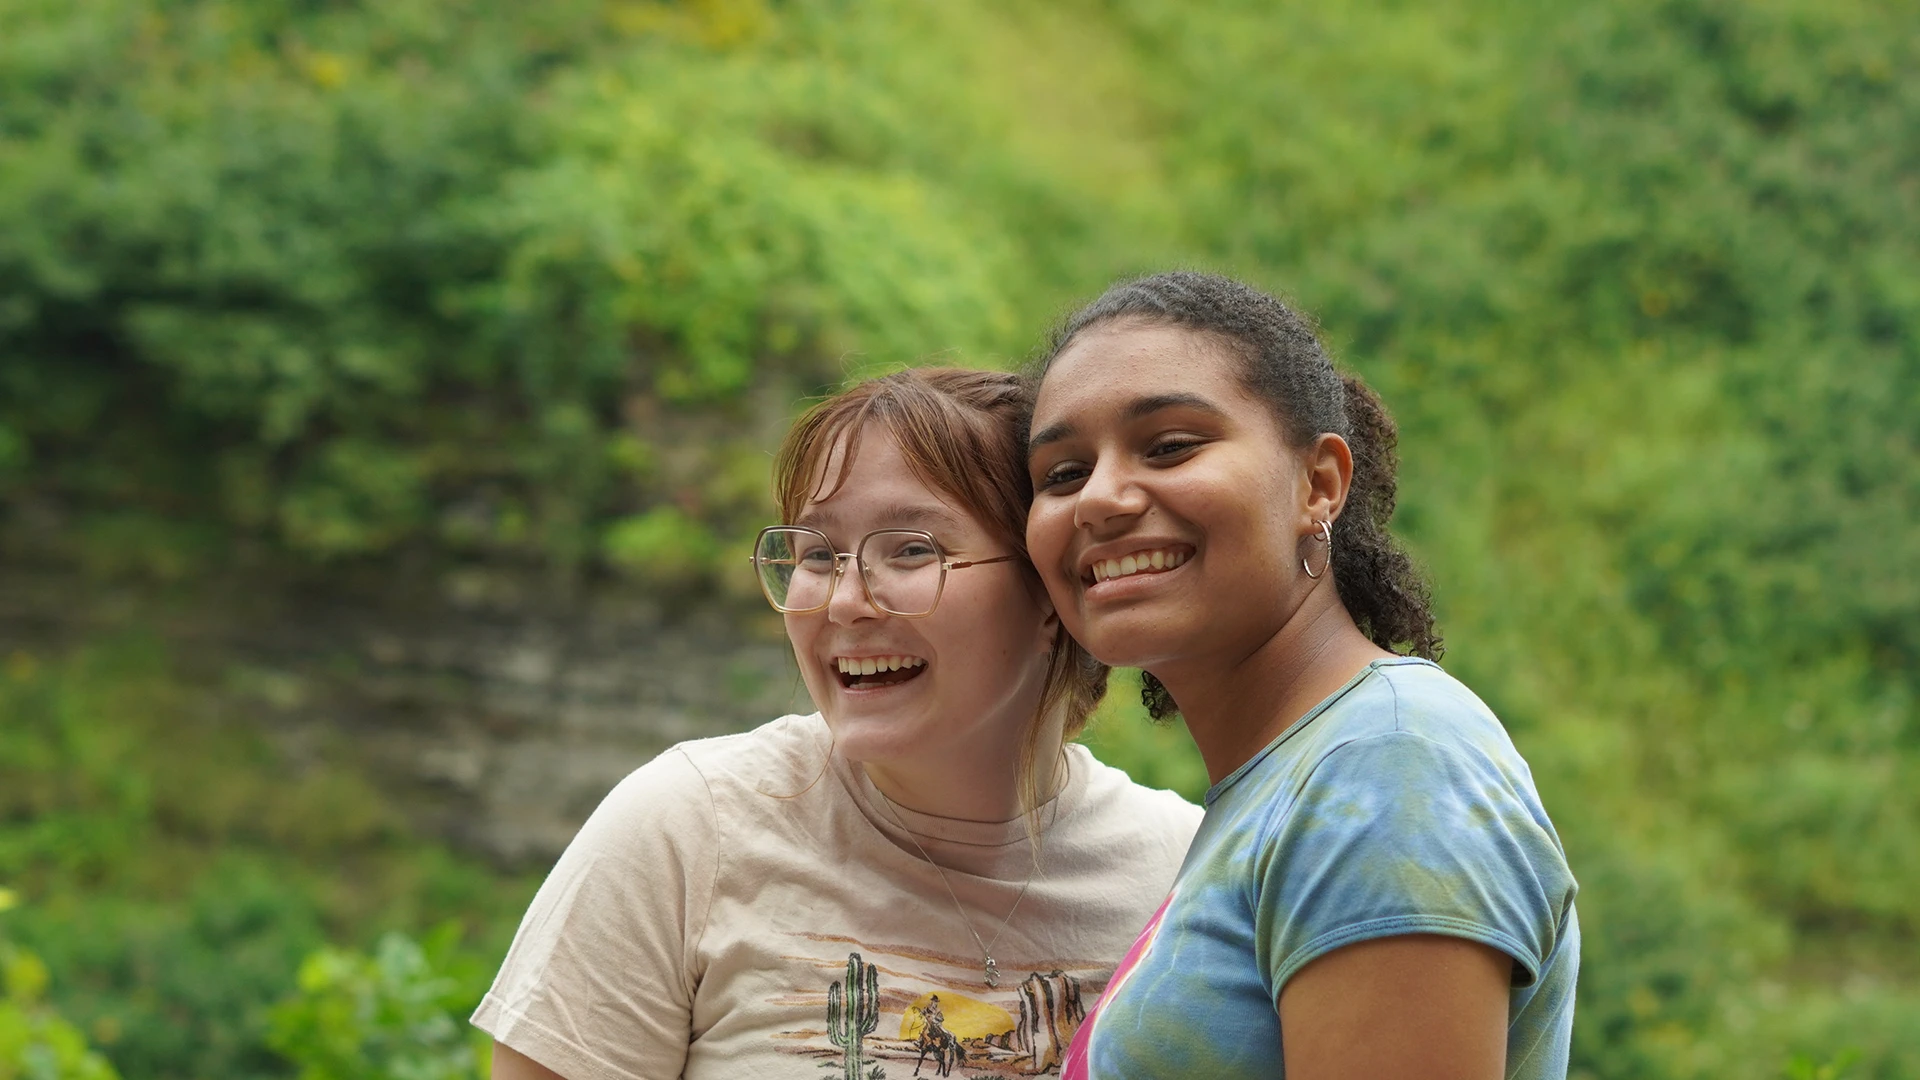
1035, 587, 1062, 655
1302, 433, 1355, 527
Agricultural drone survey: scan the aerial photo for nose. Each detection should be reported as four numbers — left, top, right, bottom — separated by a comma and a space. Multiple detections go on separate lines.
1073, 457, 1148, 533
826, 554, 882, 625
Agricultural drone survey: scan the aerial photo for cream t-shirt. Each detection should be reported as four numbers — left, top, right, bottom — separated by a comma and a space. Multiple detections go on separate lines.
472, 712, 1202, 1080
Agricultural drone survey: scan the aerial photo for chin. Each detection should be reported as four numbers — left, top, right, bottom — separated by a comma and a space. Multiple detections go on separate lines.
825, 718, 931, 769
820, 696, 926, 749
1070, 611, 1173, 670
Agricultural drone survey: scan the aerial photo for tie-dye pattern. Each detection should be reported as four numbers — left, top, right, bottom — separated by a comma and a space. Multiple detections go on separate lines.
1067, 658, 1580, 1079
1062, 887, 1177, 1080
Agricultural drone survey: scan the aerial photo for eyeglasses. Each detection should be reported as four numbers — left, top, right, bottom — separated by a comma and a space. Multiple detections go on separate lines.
750, 526, 1018, 617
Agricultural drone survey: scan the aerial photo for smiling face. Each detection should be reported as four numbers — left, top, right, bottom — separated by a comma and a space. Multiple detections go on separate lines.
785, 423, 1058, 776
1025, 321, 1325, 674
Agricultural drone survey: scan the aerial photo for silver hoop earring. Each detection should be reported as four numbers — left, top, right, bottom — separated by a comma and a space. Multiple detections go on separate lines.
1302, 519, 1333, 579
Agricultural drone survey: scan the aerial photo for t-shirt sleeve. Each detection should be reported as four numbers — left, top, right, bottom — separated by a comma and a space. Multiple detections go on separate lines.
1252, 730, 1576, 1001
472, 747, 717, 1080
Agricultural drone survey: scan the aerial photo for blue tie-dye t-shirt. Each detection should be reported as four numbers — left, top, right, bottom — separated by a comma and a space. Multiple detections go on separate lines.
1064, 658, 1579, 1079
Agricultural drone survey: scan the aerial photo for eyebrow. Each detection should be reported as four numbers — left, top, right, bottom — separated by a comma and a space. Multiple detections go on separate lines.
793, 503, 966, 535
1027, 392, 1229, 453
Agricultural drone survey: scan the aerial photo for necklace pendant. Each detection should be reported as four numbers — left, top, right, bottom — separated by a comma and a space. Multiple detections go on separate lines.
984, 956, 1000, 988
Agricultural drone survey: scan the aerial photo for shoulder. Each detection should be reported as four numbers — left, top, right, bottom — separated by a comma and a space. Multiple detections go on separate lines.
1061, 745, 1205, 852
1371, 660, 1509, 741
664, 712, 832, 786
1224, 661, 1567, 879
1264, 672, 1574, 915
1293, 658, 1549, 832
1247, 685, 1578, 989
1300, 660, 1528, 785
655, 712, 835, 800
587, 712, 832, 845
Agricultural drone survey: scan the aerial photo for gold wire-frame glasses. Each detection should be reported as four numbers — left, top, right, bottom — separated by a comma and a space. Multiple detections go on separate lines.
750, 525, 1017, 617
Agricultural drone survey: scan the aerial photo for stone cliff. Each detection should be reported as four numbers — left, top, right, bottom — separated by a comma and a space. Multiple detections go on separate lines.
0, 561, 806, 865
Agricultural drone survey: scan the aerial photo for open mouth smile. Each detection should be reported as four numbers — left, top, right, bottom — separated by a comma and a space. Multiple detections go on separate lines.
834, 654, 928, 689
1081, 546, 1191, 586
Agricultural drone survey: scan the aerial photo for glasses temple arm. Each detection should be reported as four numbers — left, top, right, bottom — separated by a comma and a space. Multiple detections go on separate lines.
945, 554, 1020, 570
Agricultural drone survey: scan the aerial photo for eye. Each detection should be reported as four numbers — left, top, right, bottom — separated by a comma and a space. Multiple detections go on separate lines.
883, 539, 941, 568
1147, 436, 1204, 461
797, 544, 838, 571
1038, 461, 1091, 491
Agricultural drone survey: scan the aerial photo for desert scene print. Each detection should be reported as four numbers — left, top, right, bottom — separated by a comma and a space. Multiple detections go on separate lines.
771, 933, 1099, 1078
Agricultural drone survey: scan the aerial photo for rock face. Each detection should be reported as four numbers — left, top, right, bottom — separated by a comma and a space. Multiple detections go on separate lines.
0, 562, 806, 866
321, 588, 805, 864
1014, 971, 1086, 1073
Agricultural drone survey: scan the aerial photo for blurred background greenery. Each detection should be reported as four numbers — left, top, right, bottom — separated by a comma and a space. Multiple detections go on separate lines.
0, 0, 1914, 1076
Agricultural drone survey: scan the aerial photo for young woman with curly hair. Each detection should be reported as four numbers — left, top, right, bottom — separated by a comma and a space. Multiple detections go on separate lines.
1024, 272, 1579, 1080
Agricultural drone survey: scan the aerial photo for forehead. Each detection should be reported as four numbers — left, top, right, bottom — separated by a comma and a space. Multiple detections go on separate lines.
795, 422, 976, 536
1033, 321, 1256, 427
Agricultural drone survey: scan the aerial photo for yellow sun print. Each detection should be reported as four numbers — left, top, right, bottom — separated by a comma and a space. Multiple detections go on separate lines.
898, 991, 1016, 1041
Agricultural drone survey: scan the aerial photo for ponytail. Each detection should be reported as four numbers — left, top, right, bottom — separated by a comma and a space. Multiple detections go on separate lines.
1037, 272, 1441, 721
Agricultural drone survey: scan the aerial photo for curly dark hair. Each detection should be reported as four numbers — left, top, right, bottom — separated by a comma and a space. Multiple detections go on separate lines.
1029, 271, 1442, 719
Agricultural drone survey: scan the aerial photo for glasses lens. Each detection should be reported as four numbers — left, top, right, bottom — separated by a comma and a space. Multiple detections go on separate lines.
859, 530, 944, 616
756, 529, 837, 611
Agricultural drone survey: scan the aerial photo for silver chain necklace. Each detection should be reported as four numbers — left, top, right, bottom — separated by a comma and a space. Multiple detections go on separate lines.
873, 787, 1042, 989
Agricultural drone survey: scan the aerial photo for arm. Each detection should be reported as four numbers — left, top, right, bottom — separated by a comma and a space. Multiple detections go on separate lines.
491, 1041, 569, 1080
1253, 730, 1576, 1078
1278, 934, 1512, 1080
472, 749, 717, 1080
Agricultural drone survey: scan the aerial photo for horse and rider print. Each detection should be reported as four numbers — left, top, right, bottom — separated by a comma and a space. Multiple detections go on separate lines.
774, 934, 1093, 1078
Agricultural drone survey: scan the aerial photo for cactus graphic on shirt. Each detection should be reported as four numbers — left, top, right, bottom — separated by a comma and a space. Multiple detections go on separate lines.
827, 951, 881, 1080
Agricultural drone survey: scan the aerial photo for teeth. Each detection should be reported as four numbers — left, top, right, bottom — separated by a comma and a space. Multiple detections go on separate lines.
836, 655, 926, 676
1089, 548, 1187, 584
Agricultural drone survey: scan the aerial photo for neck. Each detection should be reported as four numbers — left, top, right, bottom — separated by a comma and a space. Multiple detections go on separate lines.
1153, 590, 1393, 784
861, 717, 1067, 824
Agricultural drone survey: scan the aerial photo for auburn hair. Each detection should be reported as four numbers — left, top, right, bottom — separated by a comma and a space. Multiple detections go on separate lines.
772, 368, 1110, 819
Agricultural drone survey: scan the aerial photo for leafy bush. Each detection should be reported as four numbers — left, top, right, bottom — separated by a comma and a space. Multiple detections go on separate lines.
0, 642, 535, 1079
268, 927, 491, 1080
0, 891, 120, 1080
1075, 671, 1209, 802
603, 506, 723, 588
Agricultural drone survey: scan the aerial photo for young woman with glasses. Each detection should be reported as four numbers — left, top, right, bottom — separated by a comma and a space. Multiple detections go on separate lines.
1023, 272, 1580, 1080
477, 368, 1202, 1080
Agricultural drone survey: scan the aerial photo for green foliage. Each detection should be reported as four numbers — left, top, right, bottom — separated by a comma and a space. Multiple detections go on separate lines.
603, 505, 722, 587
1075, 671, 1209, 802
0, 894, 120, 1080
0, 426, 24, 485
268, 927, 490, 1080
0, 0, 1094, 573
1, 0, 1914, 1075
1786, 1053, 1861, 1080
0, 643, 535, 1079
